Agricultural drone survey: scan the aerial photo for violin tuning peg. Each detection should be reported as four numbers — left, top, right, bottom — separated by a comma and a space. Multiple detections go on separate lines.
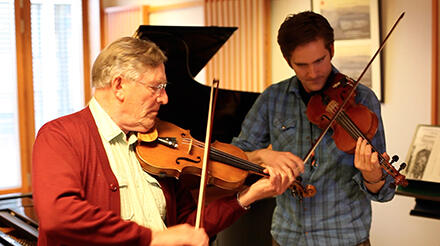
398, 162, 406, 172
296, 176, 303, 182
290, 189, 303, 201
390, 155, 399, 164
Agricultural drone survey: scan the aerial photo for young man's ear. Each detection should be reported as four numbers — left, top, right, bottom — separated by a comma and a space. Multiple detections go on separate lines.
284, 55, 293, 69
329, 44, 334, 59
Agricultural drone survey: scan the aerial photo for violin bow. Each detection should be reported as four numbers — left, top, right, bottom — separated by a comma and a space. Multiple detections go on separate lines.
195, 79, 220, 228
303, 12, 405, 164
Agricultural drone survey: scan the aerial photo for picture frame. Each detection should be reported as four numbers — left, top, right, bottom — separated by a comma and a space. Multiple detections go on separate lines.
403, 124, 440, 183
312, 0, 383, 101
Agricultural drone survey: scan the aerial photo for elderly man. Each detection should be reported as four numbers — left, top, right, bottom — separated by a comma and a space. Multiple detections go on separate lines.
32, 37, 297, 246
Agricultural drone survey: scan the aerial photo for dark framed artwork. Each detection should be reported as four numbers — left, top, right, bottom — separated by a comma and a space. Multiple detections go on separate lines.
312, 0, 383, 101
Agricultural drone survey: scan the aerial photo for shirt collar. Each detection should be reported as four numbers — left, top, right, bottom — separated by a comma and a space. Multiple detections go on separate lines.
89, 97, 128, 143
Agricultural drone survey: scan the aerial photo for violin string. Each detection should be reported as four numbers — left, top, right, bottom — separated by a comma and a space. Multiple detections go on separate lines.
336, 112, 395, 174
211, 148, 265, 173
180, 139, 309, 193
181, 138, 266, 174
337, 114, 393, 175
323, 78, 392, 171
337, 112, 385, 161
206, 145, 266, 174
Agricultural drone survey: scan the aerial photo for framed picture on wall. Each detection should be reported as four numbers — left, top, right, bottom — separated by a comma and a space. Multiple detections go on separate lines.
312, 0, 383, 101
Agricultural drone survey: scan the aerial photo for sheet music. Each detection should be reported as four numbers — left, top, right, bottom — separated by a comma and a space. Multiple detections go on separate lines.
404, 125, 440, 183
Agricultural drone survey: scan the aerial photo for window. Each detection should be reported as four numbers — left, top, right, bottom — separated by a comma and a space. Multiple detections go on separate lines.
0, 0, 21, 190
31, 0, 84, 130
0, 0, 85, 193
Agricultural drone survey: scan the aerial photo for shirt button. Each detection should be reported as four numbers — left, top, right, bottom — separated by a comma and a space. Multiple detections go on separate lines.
109, 183, 118, 191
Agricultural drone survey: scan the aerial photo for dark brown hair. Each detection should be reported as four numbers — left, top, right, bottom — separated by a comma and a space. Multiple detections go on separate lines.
277, 11, 334, 62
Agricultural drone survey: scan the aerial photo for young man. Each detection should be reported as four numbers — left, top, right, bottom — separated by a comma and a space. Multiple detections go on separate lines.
32, 37, 296, 246
232, 11, 395, 246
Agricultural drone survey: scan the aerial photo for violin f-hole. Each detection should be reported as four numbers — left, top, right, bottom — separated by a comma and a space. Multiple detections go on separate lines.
176, 156, 201, 165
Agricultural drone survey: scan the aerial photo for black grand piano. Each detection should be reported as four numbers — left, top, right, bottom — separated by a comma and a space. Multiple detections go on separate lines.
0, 26, 275, 245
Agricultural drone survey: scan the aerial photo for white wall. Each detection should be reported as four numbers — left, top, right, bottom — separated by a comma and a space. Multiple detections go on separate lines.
270, 0, 311, 82
271, 0, 440, 245
101, 0, 206, 82
371, 0, 440, 245
103, 0, 201, 8
101, 0, 204, 26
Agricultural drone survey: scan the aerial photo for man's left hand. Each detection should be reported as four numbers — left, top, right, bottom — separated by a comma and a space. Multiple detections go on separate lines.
354, 137, 388, 192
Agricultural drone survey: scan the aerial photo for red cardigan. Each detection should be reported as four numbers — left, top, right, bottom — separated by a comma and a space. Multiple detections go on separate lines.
32, 107, 245, 246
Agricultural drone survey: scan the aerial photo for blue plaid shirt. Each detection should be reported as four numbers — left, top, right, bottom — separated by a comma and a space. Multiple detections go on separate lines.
232, 70, 395, 246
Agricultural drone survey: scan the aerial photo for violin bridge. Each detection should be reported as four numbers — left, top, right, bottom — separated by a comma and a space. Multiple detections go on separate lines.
325, 100, 339, 115
187, 138, 193, 154
332, 81, 341, 88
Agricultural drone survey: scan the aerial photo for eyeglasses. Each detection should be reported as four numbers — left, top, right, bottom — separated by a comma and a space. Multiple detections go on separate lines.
141, 82, 167, 96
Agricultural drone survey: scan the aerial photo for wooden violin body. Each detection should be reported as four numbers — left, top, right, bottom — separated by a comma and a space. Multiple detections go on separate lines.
305, 73, 408, 187
136, 120, 249, 190
136, 120, 317, 198
307, 73, 378, 153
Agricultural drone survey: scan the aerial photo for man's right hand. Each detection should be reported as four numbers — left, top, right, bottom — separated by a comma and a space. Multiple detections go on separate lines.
150, 224, 208, 246
246, 148, 304, 177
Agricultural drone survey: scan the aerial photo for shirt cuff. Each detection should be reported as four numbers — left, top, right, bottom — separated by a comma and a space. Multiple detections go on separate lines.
236, 191, 251, 210
353, 172, 396, 202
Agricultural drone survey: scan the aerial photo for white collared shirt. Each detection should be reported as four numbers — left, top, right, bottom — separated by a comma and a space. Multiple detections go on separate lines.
89, 97, 166, 230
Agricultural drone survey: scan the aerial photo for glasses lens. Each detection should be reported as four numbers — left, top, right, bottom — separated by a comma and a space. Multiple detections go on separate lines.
153, 83, 167, 95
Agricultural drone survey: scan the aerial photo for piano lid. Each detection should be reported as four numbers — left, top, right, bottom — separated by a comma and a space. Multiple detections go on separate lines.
135, 25, 237, 79
134, 25, 259, 144
134, 25, 261, 188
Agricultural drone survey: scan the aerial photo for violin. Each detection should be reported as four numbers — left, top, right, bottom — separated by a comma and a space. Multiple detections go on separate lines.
135, 119, 317, 199
307, 73, 377, 153
305, 73, 408, 187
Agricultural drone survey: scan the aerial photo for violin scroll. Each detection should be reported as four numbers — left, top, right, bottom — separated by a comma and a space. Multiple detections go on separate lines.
382, 154, 408, 187
290, 177, 317, 200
